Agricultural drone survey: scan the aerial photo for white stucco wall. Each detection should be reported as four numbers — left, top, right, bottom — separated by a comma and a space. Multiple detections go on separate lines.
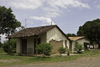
16, 39, 21, 54
25, 33, 46, 54
38, 33, 46, 43
16, 33, 46, 54
71, 38, 90, 53
76, 38, 90, 44
47, 27, 70, 48
67, 39, 70, 49
47, 27, 66, 42
27, 37, 34, 54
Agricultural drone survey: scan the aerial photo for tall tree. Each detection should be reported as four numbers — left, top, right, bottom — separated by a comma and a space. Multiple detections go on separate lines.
77, 18, 100, 47
66, 33, 77, 37
0, 6, 21, 36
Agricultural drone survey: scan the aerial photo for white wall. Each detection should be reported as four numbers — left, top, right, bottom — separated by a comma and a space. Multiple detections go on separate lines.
16, 39, 21, 54
72, 41, 75, 53
71, 38, 90, 53
47, 27, 70, 48
16, 33, 46, 54
67, 39, 70, 49
26, 33, 46, 54
76, 38, 90, 44
27, 37, 34, 54
47, 27, 67, 42
38, 33, 46, 43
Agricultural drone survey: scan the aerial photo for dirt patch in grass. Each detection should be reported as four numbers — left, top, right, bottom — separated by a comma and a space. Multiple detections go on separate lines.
0, 59, 20, 63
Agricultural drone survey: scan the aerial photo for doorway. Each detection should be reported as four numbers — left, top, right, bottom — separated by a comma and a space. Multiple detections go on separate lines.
84, 43, 89, 51
22, 39, 27, 54
34, 38, 41, 54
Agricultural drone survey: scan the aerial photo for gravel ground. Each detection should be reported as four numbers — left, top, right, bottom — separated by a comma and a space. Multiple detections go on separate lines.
1, 56, 100, 67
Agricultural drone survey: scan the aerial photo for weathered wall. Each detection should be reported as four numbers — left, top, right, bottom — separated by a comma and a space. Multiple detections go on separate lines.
16, 39, 21, 54
26, 33, 46, 54
49, 40, 63, 54
76, 38, 90, 44
47, 27, 67, 42
71, 38, 90, 53
38, 33, 46, 43
16, 33, 46, 54
27, 37, 34, 54
47, 27, 70, 49
67, 39, 70, 49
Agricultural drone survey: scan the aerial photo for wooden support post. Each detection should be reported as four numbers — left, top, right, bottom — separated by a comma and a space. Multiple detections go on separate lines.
8, 38, 10, 54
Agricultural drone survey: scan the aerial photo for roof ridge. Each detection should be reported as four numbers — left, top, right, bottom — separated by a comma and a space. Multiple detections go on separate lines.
26, 25, 57, 29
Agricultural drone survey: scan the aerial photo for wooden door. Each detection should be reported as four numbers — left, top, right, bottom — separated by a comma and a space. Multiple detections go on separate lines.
34, 38, 41, 54
22, 39, 27, 54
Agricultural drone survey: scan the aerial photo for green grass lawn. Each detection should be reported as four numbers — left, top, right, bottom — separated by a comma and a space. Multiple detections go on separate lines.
0, 48, 100, 66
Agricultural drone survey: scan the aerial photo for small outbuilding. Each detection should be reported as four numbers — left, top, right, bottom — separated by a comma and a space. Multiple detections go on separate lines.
7, 25, 71, 55
68, 36, 90, 53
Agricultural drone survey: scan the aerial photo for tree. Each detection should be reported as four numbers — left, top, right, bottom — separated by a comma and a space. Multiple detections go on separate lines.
74, 43, 84, 53
2, 39, 16, 53
77, 18, 100, 48
36, 43, 52, 56
0, 6, 21, 35
0, 42, 2, 48
66, 33, 77, 37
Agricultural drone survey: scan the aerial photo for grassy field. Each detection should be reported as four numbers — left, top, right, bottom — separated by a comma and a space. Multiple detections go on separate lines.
0, 48, 100, 66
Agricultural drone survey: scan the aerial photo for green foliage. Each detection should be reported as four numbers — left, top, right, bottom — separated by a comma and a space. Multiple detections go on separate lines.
58, 47, 66, 54
0, 6, 21, 35
2, 39, 16, 53
0, 48, 5, 53
74, 43, 84, 53
0, 42, 2, 48
66, 33, 77, 37
36, 43, 52, 56
77, 18, 100, 47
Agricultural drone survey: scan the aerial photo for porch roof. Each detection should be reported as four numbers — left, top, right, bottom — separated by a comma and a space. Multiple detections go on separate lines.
68, 36, 86, 41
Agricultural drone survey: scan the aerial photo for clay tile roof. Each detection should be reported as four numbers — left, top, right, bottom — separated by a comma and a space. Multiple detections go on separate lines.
68, 36, 85, 41
7, 25, 57, 38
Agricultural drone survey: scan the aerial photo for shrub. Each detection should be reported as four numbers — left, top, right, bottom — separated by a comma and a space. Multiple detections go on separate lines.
74, 43, 84, 53
2, 39, 16, 53
58, 47, 66, 54
36, 43, 52, 56
0, 42, 2, 48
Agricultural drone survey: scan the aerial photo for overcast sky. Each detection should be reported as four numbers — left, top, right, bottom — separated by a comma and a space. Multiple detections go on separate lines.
0, 0, 100, 42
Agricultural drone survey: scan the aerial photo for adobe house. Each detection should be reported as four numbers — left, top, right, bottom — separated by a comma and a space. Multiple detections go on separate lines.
68, 36, 90, 53
7, 25, 71, 55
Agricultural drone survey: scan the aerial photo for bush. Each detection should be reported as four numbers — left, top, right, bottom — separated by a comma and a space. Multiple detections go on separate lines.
0, 42, 2, 48
74, 43, 84, 53
2, 39, 16, 53
58, 47, 66, 54
36, 43, 52, 56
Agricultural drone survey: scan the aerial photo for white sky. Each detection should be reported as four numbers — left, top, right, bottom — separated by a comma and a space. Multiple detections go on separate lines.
0, 0, 100, 43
